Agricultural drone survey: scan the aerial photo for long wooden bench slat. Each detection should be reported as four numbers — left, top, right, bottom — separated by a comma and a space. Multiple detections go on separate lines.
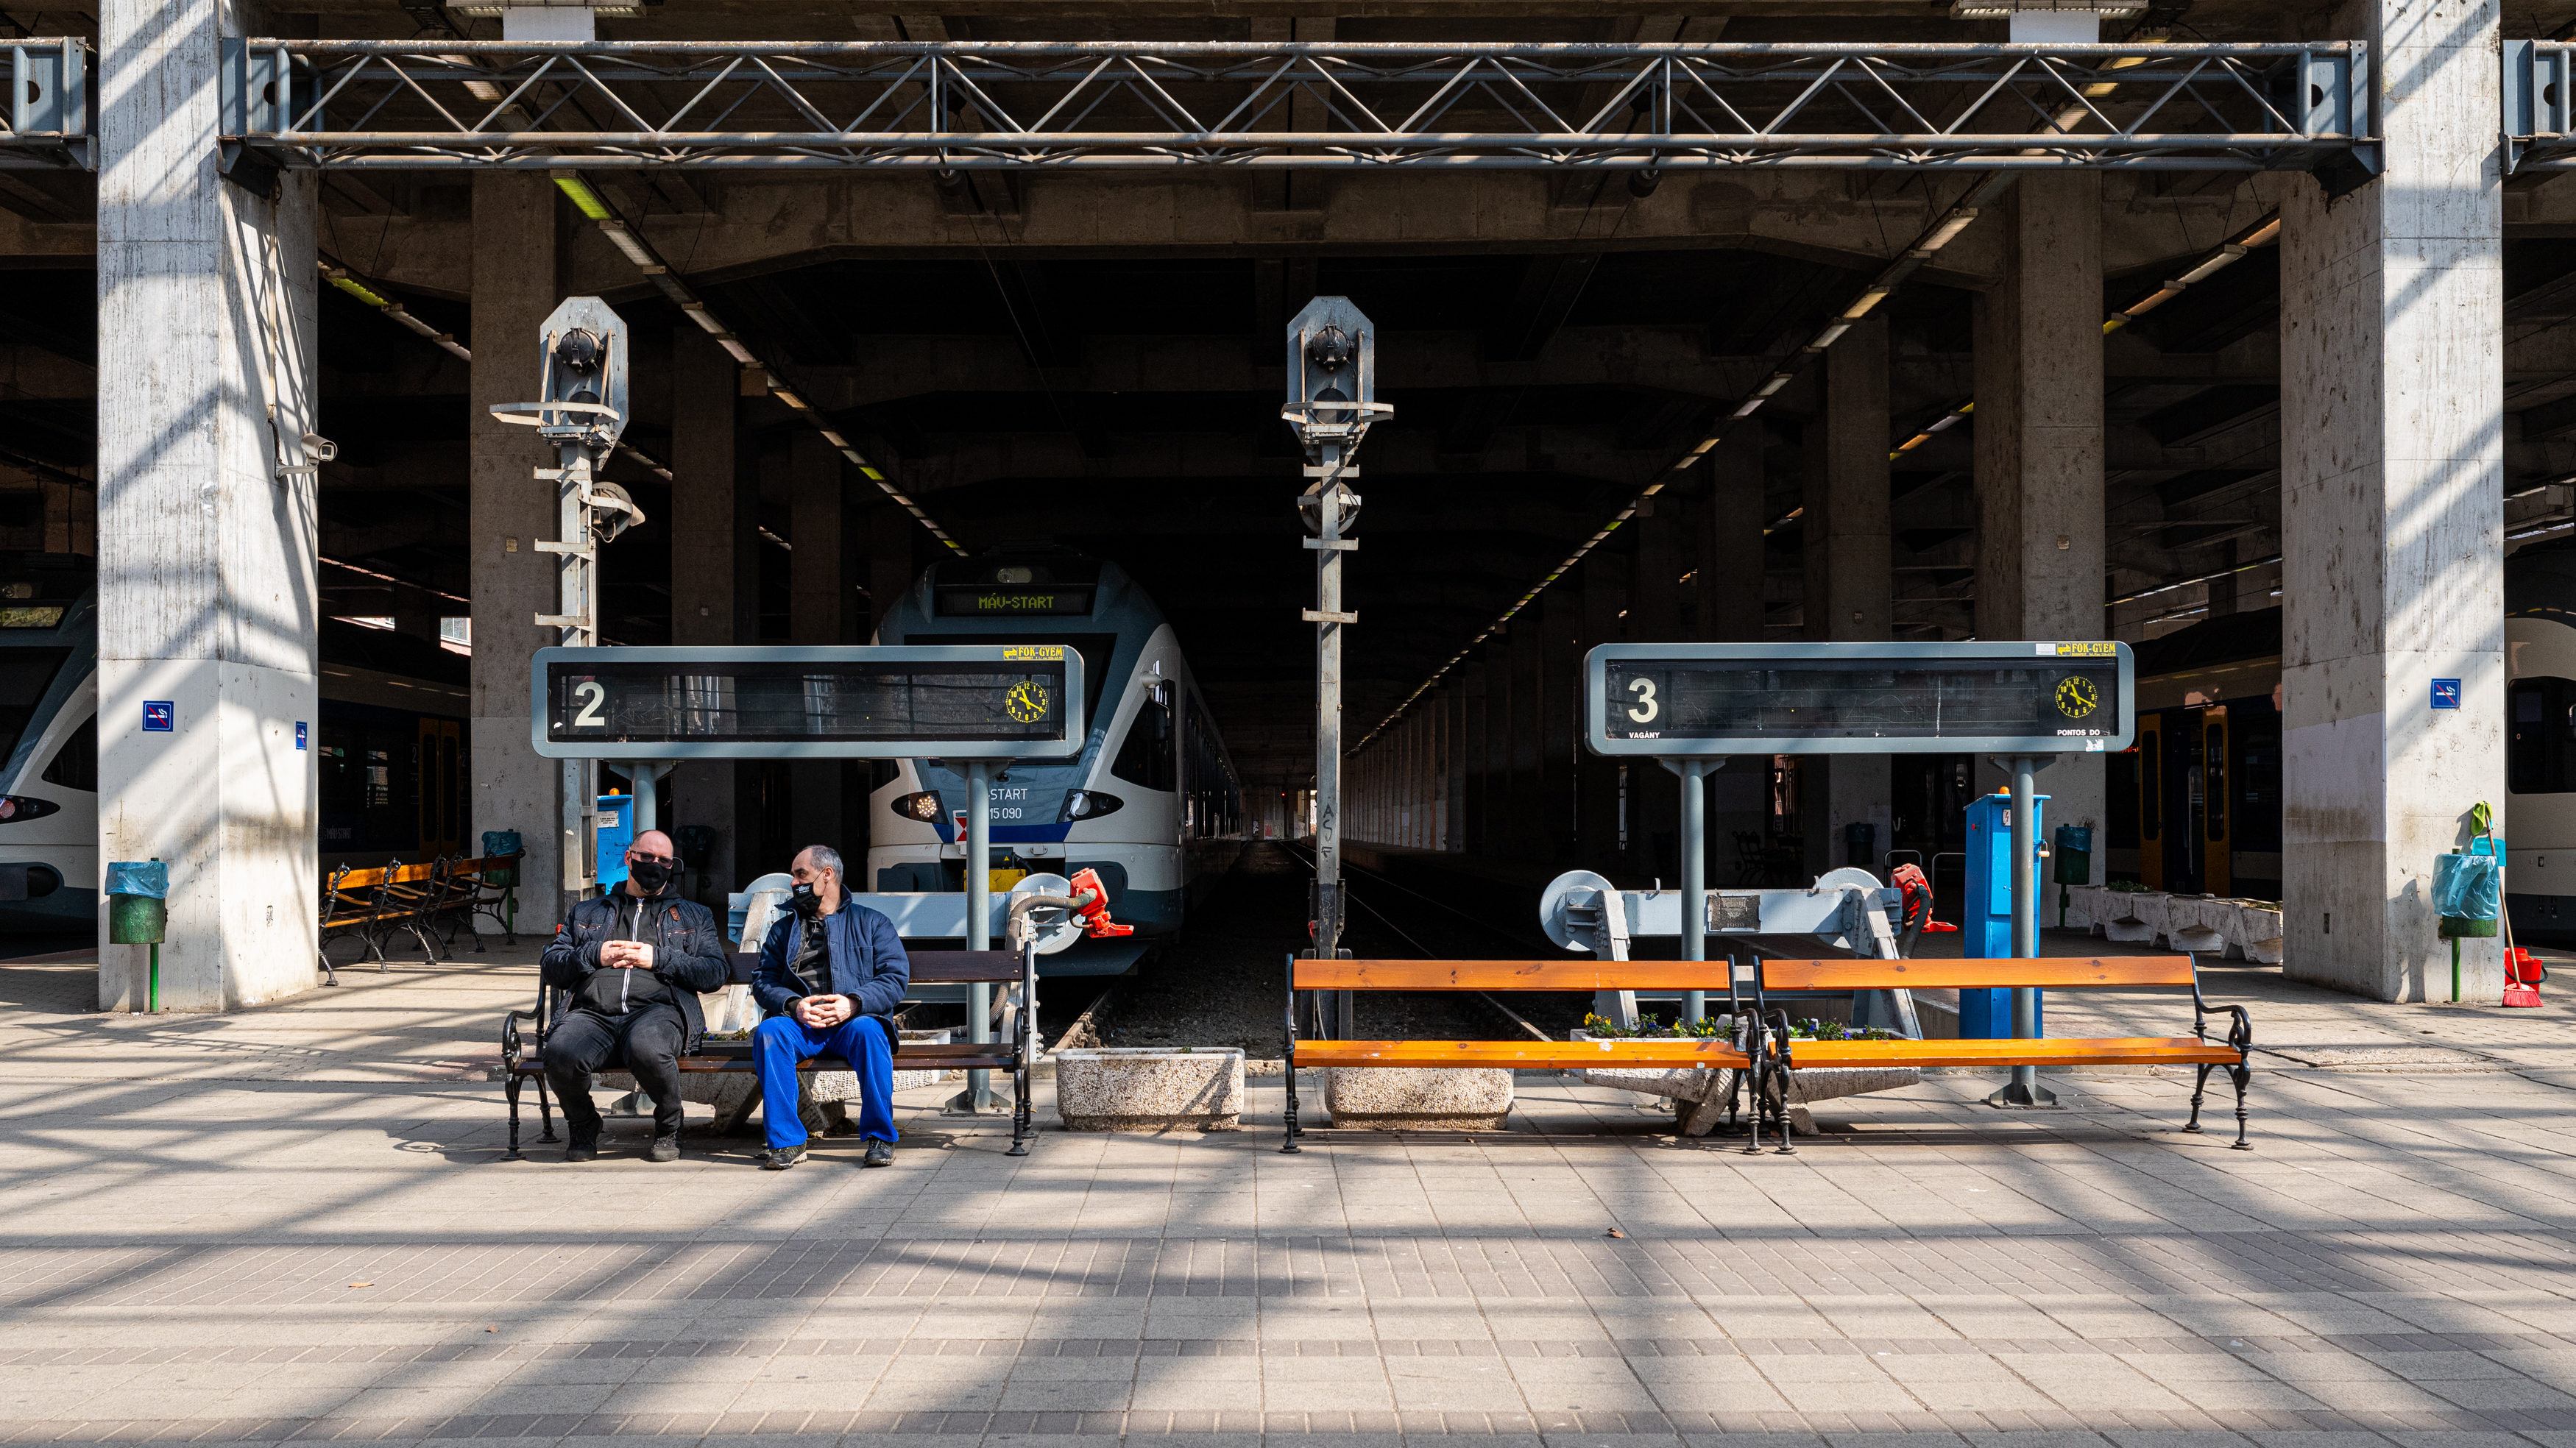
1298, 1039, 1752, 1069
1786, 1036, 2240, 1068
1762, 957, 2198, 990
511, 1043, 1024, 1076
1295, 960, 1735, 992
908, 952, 1021, 983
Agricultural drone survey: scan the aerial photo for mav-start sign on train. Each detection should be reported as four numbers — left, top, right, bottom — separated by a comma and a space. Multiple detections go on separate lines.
529, 645, 1087, 760
1586, 641, 2137, 758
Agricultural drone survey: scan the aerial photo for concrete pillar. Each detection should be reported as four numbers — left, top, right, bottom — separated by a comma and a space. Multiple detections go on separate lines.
1445, 683, 1468, 853
670, 328, 751, 901
466, 176, 563, 933
1540, 586, 1580, 863
1577, 552, 1627, 866
43, 478, 91, 555
94, 0, 319, 1009
1631, 517, 1684, 879
1702, 427, 1769, 644
1975, 174, 2107, 887
866, 505, 917, 639
1460, 664, 1489, 853
1508, 614, 1545, 858
788, 433, 846, 856
393, 587, 443, 645
1701, 427, 1770, 864
2279, 0, 2502, 1002
1805, 316, 1893, 881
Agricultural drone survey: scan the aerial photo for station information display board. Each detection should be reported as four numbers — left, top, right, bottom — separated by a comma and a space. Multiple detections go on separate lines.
1585, 641, 2135, 757
530, 645, 1086, 759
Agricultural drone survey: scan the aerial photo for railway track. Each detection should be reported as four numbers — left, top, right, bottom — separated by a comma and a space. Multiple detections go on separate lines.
1278, 841, 1557, 1043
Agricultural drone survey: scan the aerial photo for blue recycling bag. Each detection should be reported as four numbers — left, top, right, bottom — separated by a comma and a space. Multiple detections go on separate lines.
104, 861, 169, 900
2433, 852, 2500, 921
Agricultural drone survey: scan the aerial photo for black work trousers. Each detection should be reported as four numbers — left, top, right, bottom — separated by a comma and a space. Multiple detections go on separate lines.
543, 1004, 687, 1138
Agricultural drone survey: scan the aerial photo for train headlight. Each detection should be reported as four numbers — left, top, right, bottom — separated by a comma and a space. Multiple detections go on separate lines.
891, 790, 944, 823
1058, 790, 1124, 823
0, 795, 60, 823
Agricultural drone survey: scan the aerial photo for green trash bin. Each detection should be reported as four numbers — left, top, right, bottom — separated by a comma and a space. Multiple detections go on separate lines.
481, 831, 521, 888
105, 860, 169, 1012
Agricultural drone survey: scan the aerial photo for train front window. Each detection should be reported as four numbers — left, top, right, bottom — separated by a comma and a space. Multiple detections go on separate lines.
0, 647, 70, 779
40, 714, 94, 791
2509, 677, 2576, 793
1112, 687, 1177, 791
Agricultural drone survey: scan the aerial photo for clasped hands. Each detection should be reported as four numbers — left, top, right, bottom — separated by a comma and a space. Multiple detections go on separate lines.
793, 993, 856, 1029
598, 940, 658, 971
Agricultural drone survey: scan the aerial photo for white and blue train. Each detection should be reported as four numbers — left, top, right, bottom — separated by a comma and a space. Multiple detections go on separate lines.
865, 546, 1245, 968
0, 554, 477, 935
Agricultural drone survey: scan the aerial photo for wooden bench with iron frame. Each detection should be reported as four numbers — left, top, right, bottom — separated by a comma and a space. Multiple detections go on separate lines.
1750, 955, 2255, 1149
1282, 959, 1811, 1150
501, 948, 1038, 1159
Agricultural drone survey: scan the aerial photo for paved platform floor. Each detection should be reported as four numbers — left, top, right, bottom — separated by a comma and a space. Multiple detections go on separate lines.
4, 939, 2576, 1448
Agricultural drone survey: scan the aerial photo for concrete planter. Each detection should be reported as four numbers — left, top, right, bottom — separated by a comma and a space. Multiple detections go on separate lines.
1055, 1047, 1245, 1132
1323, 1066, 1512, 1130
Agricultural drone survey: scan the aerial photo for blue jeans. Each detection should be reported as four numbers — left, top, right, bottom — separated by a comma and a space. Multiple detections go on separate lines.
753, 1012, 898, 1148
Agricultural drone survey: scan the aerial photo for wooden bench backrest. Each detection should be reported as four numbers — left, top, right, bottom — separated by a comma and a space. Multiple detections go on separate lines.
1295, 959, 1737, 992
1760, 957, 2197, 990
330, 856, 509, 894
908, 950, 1020, 984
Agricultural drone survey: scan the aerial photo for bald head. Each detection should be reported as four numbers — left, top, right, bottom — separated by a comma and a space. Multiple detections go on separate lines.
622, 829, 679, 898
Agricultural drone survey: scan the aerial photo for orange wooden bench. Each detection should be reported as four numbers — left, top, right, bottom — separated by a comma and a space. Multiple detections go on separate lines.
1753, 956, 2255, 1148
319, 855, 519, 984
1284, 959, 1783, 1150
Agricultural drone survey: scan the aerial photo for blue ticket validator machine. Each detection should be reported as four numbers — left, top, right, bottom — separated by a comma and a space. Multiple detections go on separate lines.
1961, 790, 2046, 1039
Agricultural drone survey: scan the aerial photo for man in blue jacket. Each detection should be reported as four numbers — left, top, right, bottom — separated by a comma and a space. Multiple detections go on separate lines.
750, 844, 911, 1169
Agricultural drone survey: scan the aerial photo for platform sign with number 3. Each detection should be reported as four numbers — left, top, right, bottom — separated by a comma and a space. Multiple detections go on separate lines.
1585, 641, 2135, 758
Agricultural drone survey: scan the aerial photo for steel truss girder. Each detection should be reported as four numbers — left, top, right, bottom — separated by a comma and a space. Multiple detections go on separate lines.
2508, 40, 2576, 171
187, 38, 2373, 174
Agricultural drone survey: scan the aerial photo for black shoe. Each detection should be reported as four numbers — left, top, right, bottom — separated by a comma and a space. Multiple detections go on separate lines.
862, 1140, 894, 1168
564, 1133, 598, 1164
760, 1143, 807, 1171
648, 1134, 681, 1163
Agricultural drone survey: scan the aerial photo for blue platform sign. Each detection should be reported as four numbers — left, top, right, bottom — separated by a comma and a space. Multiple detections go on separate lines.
141, 701, 174, 732
294, 722, 308, 750
2432, 678, 2462, 710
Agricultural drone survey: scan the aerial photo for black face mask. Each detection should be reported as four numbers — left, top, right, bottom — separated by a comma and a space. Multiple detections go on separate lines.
627, 857, 674, 894
789, 881, 822, 918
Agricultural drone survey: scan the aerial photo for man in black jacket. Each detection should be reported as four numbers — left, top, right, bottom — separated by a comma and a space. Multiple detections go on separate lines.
539, 829, 732, 1163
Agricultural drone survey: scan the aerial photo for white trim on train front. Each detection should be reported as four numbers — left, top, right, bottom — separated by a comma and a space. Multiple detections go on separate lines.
866, 624, 1195, 893
0, 664, 98, 892
2506, 616, 2576, 901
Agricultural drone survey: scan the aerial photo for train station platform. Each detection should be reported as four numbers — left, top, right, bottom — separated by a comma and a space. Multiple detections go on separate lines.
4, 937, 2576, 1447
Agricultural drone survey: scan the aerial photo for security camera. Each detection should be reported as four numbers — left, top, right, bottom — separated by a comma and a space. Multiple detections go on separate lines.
301, 433, 339, 464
